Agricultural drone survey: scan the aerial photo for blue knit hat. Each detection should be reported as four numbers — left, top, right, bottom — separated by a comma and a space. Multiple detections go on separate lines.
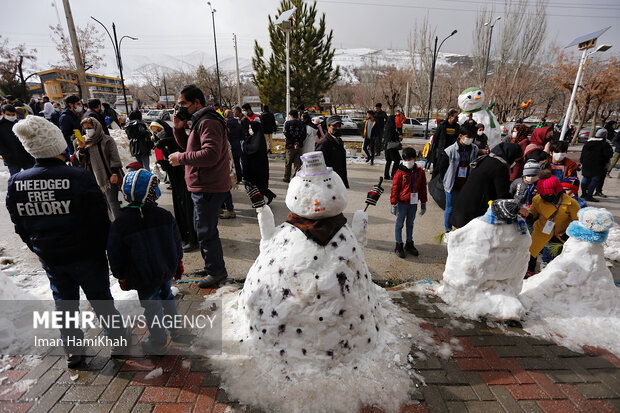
566, 207, 614, 243
122, 169, 161, 204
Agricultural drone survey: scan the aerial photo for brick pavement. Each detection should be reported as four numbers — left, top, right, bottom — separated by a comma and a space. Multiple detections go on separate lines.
1, 284, 619, 413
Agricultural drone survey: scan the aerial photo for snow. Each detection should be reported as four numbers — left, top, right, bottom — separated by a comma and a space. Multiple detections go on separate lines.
604, 225, 620, 262
438, 214, 531, 321
109, 130, 137, 170
144, 367, 163, 380
520, 237, 620, 356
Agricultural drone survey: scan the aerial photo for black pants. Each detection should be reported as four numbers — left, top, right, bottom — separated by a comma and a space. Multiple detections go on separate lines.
595, 172, 606, 194
233, 154, 243, 184
363, 138, 375, 161
384, 148, 401, 178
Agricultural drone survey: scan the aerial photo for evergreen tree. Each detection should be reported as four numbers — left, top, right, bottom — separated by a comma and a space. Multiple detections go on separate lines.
252, 0, 339, 111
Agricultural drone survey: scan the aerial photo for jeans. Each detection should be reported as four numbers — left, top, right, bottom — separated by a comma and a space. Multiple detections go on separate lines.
105, 184, 121, 221
191, 192, 227, 275
581, 175, 600, 198
42, 254, 123, 351
395, 203, 418, 243
7, 163, 33, 177
223, 191, 234, 211
136, 154, 150, 171
444, 190, 460, 231
137, 279, 177, 344
384, 148, 401, 178
284, 148, 302, 180
363, 138, 375, 161
232, 154, 243, 183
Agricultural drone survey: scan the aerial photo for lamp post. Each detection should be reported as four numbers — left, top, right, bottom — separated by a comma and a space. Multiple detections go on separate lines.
483, 16, 501, 87
207, 2, 222, 107
275, 8, 296, 115
423, 29, 457, 144
91, 17, 137, 115
559, 27, 612, 141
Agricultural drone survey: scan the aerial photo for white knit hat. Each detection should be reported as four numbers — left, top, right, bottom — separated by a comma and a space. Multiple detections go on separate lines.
12, 115, 68, 159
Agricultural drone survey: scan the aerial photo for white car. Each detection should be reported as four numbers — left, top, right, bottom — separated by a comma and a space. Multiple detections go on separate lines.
402, 118, 426, 136
339, 115, 359, 133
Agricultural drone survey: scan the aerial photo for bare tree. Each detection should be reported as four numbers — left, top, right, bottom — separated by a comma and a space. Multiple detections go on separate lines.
471, 6, 495, 86
379, 67, 411, 113
408, 16, 435, 118
49, 23, 105, 72
0, 35, 37, 101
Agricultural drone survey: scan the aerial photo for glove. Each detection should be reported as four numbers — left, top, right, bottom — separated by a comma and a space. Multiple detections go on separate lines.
365, 177, 384, 207
175, 260, 184, 280
245, 181, 265, 208
390, 205, 397, 216
420, 204, 427, 216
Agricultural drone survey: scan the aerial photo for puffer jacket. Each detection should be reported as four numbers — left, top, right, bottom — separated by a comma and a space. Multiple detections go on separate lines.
391, 164, 428, 205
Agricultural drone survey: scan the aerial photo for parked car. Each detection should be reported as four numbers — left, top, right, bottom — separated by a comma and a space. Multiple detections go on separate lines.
143, 109, 163, 123
402, 118, 426, 136
578, 126, 604, 143
339, 115, 359, 134
274, 113, 286, 131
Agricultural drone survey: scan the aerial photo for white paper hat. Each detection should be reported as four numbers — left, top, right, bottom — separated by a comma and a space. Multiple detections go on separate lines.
297, 151, 333, 178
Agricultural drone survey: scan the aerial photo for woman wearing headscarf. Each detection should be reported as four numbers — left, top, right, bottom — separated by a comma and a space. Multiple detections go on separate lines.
76, 117, 123, 220
451, 142, 524, 228
509, 123, 531, 181
383, 114, 402, 179
524, 126, 553, 164
242, 119, 276, 204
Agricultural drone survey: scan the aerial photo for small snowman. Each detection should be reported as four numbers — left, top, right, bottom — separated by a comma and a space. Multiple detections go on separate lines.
457, 87, 502, 148
236, 151, 389, 367
520, 207, 619, 316
438, 199, 531, 321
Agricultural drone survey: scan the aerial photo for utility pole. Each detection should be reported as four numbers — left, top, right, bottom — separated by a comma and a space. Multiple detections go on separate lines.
405, 81, 410, 116
61, 0, 89, 100
207, 2, 222, 107
163, 75, 169, 108
233, 33, 241, 106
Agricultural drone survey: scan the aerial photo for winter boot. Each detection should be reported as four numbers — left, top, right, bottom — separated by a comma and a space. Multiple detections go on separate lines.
141, 335, 171, 356
111, 327, 132, 357
405, 241, 419, 256
198, 270, 228, 288
65, 354, 83, 369
395, 243, 406, 259
220, 210, 236, 219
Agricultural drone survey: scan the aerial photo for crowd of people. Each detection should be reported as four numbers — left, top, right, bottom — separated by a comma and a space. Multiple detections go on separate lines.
1, 86, 618, 366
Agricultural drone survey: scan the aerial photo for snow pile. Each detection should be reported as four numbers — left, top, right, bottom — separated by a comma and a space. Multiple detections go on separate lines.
520, 237, 620, 356
603, 225, 620, 262
438, 213, 531, 321
109, 130, 136, 170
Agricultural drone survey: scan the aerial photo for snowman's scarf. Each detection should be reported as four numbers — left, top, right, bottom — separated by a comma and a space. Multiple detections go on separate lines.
461, 107, 496, 128
286, 213, 347, 246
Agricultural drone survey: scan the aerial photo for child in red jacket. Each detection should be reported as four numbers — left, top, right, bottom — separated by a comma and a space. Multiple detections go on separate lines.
390, 147, 427, 258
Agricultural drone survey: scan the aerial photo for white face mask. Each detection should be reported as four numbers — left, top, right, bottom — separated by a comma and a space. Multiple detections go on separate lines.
75, 105, 83, 113
242, 110, 247, 116
523, 175, 539, 184
4, 115, 17, 122
85, 128, 96, 137
553, 153, 567, 162
402, 160, 416, 169
512, 131, 518, 138
462, 137, 473, 146
477, 131, 484, 136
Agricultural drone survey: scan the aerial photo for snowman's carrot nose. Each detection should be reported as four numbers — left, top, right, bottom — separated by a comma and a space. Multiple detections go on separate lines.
314, 200, 320, 205
475, 96, 481, 100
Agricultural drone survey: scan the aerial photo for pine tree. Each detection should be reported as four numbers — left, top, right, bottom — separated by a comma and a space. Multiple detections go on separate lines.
252, 0, 339, 111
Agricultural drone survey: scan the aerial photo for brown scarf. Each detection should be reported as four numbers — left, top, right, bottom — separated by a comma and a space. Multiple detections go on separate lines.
286, 213, 347, 246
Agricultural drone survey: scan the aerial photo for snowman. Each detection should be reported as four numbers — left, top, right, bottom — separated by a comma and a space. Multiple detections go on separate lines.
235, 151, 392, 366
520, 208, 619, 317
457, 87, 502, 148
438, 199, 531, 321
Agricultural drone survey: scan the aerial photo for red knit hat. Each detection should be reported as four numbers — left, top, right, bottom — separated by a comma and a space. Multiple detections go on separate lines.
537, 174, 563, 195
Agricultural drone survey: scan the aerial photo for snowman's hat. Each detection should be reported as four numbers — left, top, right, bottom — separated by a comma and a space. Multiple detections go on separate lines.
297, 151, 333, 178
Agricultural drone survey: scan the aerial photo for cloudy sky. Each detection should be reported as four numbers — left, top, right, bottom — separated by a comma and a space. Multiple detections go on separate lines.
3, 0, 619, 77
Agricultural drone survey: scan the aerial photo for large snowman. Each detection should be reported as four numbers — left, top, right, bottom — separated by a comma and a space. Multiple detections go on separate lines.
438, 199, 531, 321
457, 87, 502, 148
208, 152, 428, 413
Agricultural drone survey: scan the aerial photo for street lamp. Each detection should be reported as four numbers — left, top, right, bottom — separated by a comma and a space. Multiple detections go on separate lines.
483, 16, 501, 87
275, 8, 296, 115
91, 17, 137, 115
559, 27, 612, 141
207, 2, 222, 107
423, 29, 457, 146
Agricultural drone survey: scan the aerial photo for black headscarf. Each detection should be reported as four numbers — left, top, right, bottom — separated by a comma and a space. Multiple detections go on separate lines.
490, 142, 523, 166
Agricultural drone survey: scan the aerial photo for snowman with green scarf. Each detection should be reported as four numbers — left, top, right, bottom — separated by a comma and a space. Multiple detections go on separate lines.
457, 87, 502, 148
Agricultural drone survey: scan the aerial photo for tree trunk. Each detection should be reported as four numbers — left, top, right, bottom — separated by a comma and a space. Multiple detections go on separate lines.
571, 102, 590, 145
588, 104, 600, 139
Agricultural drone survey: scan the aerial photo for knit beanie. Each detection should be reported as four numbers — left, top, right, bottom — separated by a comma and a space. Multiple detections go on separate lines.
122, 169, 161, 204
125, 161, 143, 172
537, 170, 563, 195
561, 176, 580, 194
566, 207, 614, 243
12, 115, 68, 159
491, 199, 520, 221
522, 160, 541, 177
595, 128, 608, 139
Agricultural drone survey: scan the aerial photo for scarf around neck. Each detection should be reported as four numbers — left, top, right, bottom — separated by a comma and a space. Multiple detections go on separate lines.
286, 213, 347, 246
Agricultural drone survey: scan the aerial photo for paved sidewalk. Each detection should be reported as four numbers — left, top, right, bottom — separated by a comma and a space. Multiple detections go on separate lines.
1, 283, 619, 413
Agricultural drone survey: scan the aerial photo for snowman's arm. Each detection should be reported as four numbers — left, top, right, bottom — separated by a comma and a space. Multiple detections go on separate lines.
352, 210, 368, 247
257, 205, 276, 241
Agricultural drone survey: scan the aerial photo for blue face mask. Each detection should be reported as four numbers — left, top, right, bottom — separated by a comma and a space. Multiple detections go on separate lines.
54, 108, 60, 112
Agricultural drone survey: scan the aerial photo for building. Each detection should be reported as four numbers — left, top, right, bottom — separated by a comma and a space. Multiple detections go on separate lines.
35, 68, 128, 104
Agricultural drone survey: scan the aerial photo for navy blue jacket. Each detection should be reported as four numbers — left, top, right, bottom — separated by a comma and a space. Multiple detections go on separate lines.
0, 117, 34, 167
226, 118, 243, 158
59, 109, 82, 153
6, 158, 110, 264
107, 203, 183, 290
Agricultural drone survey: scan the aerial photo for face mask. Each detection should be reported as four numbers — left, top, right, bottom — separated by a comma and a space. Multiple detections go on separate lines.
402, 160, 416, 169
477, 131, 483, 136
242, 110, 248, 116
54, 108, 60, 112
176, 106, 192, 122
540, 193, 561, 204
4, 115, 17, 122
553, 153, 566, 162
462, 137, 473, 146
523, 176, 539, 184
85, 128, 96, 138
333, 129, 342, 137
512, 131, 518, 138
75, 105, 83, 113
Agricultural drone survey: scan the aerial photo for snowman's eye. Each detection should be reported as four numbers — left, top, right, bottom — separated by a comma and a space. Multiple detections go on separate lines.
477, 91, 482, 95
467, 95, 471, 99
